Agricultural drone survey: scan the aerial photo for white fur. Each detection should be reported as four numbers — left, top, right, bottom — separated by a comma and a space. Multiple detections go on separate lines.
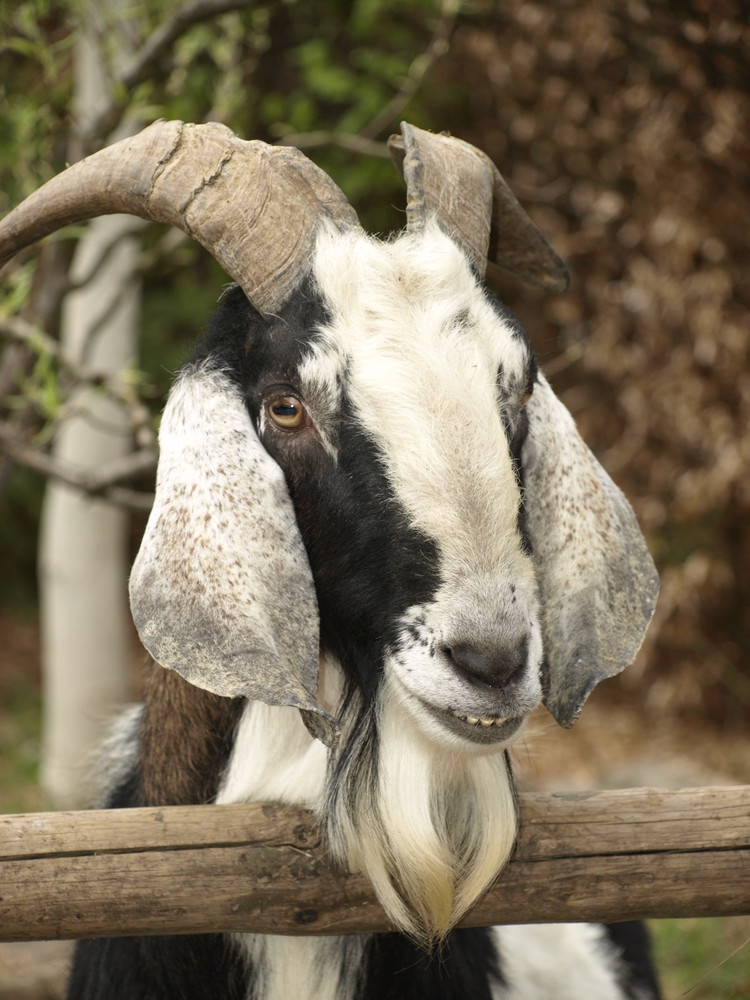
491, 924, 629, 1000
238, 933, 365, 1000
217, 648, 519, 949
91, 704, 142, 806
307, 224, 544, 737
217, 662, 364, 1000
217, 699, 328, 808
217, 684, 511, 998
335, 680, 517, 942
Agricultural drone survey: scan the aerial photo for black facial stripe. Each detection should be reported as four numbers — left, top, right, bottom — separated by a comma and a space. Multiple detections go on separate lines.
508, 407, 529, 482
526, 355, 539, 397
509, 406, 532, 555
190, 278, 330, 402
485, 292, 537, 559
486, 291, 529, 343
190, 283, 441, 700
278, 389, 441, 700
496, 356, 538, 409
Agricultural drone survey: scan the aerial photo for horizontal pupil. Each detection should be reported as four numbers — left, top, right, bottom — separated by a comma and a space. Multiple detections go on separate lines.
273, 403, 297, 416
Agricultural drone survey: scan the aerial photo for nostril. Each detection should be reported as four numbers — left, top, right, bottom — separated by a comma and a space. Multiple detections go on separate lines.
445, 639, 529, 691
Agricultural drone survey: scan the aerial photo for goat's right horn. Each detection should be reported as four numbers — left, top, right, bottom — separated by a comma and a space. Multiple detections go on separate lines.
0, 119, 360, 316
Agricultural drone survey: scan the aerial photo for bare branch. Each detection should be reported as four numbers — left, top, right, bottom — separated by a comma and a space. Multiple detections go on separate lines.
0, 425, 155, 510
66, 219, 149, 293
0, 317, 155, 424
541, 343, 584, 378
78, 0, 262, 145
277, 3, 457, 160
0, 316, 62, 366
359, 1, 458, 141
276, 132, 391, 159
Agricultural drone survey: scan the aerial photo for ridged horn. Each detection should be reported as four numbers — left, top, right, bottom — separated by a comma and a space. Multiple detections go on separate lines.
388, 122, 569, 292
0, 120, 360, 315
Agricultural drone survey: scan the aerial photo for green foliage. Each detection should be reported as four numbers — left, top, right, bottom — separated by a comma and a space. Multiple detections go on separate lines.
0, 0, 450, 216
0, 260, 34, 319
0, 0, 455, 470
23, 351, 63, 428
139, 244, 229, 396
0, 683, 42, 813
0, 0, 75, 210
0, 0, 456, 592
0, 468, 43, 610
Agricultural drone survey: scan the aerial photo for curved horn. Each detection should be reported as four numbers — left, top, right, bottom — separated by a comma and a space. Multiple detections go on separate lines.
388, 122, 568, 292
0, 120, 360, 315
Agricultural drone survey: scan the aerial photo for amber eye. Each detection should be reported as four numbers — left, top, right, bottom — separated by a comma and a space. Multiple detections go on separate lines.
268, 396, 306, 429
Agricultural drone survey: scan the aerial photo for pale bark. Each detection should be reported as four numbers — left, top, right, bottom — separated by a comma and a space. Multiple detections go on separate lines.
38, 25, 140, 808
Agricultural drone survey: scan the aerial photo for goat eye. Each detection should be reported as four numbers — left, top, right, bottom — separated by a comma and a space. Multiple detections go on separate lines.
268, 396, 306, 429
521, 383, 534, 406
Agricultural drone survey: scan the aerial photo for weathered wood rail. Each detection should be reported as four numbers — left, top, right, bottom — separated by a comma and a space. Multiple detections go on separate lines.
1, 786, 748, 942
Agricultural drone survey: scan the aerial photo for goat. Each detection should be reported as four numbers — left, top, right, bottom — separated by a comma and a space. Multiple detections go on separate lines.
0, 120, 661, 1000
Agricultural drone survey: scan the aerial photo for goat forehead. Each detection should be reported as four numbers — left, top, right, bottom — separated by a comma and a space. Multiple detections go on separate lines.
311, 222, 531, 371
307, 225, 531, 549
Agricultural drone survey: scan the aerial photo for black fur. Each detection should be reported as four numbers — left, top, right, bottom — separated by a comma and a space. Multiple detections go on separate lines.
67, 684, 248, 1000
605, 922, 664, 1000
67, 935, 247, 1000
358, 928, 505, 1000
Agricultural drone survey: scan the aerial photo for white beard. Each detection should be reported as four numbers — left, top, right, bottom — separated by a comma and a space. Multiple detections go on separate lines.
218, 661, 518, 946
324, 674, 518, 945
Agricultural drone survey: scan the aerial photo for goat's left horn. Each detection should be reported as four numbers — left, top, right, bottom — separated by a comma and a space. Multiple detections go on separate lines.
0, 120, 360, 315
388, 121, 568, 292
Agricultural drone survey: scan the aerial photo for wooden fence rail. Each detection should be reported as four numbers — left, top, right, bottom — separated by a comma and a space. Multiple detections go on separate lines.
1, 786, 748, 942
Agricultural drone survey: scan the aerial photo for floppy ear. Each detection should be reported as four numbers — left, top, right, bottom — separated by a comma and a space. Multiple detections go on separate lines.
129, 364, 338, 747
522, 374, 659, 727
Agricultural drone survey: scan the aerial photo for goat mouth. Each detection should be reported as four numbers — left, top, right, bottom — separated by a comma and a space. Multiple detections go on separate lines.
430, 704, 524, 744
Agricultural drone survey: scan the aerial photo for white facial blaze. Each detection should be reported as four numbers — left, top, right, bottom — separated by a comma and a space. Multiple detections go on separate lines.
314, 224, 526, 554
312, 222, 543, 731
303, 223, 541, 941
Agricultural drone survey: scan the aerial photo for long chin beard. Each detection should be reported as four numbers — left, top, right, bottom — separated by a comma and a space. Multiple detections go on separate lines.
323, 684, 518, 947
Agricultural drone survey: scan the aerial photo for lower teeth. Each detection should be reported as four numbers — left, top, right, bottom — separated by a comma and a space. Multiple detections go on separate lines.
457, 713, 508, 727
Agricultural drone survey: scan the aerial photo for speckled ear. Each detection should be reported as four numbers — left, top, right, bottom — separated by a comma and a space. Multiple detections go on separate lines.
522, 375, 659, 727
129, 365, 338, 747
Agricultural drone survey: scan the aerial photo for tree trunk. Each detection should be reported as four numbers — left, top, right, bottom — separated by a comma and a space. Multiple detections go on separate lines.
38, 23, 140, 808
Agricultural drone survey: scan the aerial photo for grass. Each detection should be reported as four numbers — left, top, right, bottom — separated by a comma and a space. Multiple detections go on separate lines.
650, 917, 750, 1000
0, 673, 43, 813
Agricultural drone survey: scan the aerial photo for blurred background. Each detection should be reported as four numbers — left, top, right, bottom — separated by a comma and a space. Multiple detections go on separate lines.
0, 1, 748, 997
